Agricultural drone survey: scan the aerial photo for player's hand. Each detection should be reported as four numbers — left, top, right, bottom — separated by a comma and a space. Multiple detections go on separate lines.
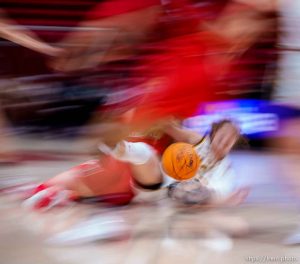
210, 122, 239, 161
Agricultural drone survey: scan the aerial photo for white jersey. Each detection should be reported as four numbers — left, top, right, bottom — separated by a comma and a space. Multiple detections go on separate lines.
133, 137, 236, 203
166, 137, 236, 205
190, 137, 236, 198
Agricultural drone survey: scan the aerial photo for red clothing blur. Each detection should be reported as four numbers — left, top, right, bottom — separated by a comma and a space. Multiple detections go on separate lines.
47, 156, 135, 205
89, 0, 232, 122
132, 32, 231, 123
87, 0, 161, 20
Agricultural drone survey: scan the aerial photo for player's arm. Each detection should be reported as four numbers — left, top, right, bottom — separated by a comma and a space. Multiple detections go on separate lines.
164, 123, 203, 145
50, 4, 161, 71
0, 9, 63, 56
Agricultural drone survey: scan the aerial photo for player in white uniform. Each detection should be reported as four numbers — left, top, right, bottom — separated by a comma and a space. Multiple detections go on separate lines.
166, 120, 249, 207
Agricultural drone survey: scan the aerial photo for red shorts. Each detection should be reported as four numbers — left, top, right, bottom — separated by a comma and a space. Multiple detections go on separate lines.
46, 155, 135, 206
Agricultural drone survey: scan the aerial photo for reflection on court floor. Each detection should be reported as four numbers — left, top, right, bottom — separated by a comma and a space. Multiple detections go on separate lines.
0, 143, 300, 264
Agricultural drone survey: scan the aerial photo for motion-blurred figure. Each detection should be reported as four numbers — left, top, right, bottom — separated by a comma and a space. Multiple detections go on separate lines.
52, 0, 275, 142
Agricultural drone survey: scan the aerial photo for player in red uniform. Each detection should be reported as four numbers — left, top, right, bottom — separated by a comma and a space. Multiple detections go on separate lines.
50, 0, 271, 139
23, 119, 246, 210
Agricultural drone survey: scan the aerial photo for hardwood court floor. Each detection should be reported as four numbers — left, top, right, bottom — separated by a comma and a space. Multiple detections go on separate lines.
0, 138, 300, 264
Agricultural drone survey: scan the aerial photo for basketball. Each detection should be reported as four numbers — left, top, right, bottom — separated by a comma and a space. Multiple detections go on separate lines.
161, 142, 201, 181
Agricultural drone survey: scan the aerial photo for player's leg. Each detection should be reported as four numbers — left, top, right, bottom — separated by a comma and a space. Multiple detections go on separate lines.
22, 161, 97, 210
98, 140, 163, 188
23, 156, 137, 209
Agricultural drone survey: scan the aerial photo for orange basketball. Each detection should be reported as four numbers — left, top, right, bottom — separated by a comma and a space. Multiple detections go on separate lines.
161, 142, 201, 181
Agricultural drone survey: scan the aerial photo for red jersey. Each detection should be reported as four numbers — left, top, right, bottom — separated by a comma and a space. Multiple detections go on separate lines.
87, 0, 161, 20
